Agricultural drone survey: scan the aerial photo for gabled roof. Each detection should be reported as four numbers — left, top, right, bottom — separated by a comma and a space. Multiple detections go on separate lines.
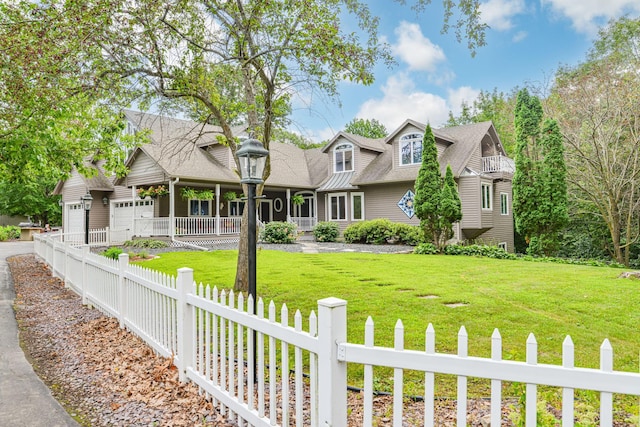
120, 110, 239, 183
352, 120, 501, 185
52, 160, 114, 196
321, 131, 386, 153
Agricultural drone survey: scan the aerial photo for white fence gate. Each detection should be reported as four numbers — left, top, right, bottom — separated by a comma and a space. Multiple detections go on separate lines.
33, 234, 640, 426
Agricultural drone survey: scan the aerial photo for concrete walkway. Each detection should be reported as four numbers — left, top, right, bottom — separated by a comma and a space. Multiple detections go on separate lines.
0, 241, 79, 427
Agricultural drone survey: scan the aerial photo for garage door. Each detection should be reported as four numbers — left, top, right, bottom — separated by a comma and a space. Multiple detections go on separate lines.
111, 199, 155, 234
65, 203, 84, 234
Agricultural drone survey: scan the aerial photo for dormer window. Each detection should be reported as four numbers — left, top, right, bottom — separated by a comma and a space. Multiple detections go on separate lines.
334, 143, 354, 173
400, 133, 423, 165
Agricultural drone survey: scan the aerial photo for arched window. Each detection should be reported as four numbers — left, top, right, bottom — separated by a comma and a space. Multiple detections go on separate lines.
334, 143, 354, 172
399, 133, 423, 165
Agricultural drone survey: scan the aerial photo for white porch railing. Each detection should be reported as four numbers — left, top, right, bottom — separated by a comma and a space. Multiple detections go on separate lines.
289, 216, 317, 232
482, 155, 515, 174
33, 232, 640, 427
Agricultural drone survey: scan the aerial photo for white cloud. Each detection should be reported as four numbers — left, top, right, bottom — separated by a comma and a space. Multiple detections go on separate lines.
391, 22, 446, 72
480, 0, 526, 31
447, 87, 481, 116
544, 0, 640, 33
512, 30, 528, 42
355, 74, 476, 130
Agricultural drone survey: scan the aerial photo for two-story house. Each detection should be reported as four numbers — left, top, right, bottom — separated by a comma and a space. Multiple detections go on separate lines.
55, 110, 515, 250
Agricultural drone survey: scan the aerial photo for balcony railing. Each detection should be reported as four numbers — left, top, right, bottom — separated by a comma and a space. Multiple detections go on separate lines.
482, 155, 515, 174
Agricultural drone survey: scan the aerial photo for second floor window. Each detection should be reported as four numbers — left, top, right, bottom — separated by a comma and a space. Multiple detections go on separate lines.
334, 143, 354, 172
400, 133, 423, 165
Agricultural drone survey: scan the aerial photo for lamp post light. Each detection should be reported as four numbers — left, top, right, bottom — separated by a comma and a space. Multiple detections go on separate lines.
81, 192, 93, 245
236, 138, 269, 383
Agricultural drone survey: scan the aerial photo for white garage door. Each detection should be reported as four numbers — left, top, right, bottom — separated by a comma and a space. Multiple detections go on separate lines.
65, 203, 84, 234
111, 199, 155, 235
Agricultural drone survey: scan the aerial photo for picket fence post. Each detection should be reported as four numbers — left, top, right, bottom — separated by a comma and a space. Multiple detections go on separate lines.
81, 245, 90, 305
176, 267, 195, 383
118, 253, 129, 328
317, 297, 347, 427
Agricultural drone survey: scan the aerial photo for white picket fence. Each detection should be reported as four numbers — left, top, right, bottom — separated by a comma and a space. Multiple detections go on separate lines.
33, 233, 640, 426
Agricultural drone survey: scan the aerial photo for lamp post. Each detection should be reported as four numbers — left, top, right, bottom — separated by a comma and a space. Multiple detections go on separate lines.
81, 192, 93, 245
236, 138, 269, 383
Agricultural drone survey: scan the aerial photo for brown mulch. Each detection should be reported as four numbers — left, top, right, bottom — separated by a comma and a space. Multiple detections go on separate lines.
9, 254, 636, 426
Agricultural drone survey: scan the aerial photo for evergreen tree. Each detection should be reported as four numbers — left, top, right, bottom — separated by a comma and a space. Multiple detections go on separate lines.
414, 125, 462, 251
513, 89, 567, 255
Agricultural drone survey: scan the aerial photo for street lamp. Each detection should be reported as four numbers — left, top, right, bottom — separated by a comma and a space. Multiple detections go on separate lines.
81, 192, 93, 245
236, 138, 268, 383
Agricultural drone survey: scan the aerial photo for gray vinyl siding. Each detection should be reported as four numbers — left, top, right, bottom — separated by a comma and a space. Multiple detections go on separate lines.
125, 152, 166, 186
466, 144, 483, 172
459, 176, 480, 229
477, 181, 514, 251
361, 183, 420, 226
358, 149, 378, 173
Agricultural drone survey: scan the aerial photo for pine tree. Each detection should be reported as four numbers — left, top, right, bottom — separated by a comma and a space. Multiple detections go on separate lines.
414, 125, 462, 251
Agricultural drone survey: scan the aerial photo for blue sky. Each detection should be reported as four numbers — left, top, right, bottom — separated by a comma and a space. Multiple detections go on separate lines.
289, 0, 640, 142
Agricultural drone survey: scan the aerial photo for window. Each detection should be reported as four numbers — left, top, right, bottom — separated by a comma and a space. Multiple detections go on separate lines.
334, 143, 354, 172
500, 192, 509, 215
481, 182, 492, 210
498, 242, 508, 251
229, 200, 245, 216
189, 199, 211, 216
329, 193, 347, 221
351, 192, 365, 221
399, 133, 423, 165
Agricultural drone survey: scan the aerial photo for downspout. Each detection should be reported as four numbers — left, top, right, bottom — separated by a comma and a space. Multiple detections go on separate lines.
131, 185, 136, 238
286, 188, 291, 222
215, 183, 220, 235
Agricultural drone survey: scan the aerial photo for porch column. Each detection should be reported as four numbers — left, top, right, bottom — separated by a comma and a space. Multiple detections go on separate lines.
131, 185, 136, 237
314, 192, 319, 224
215, 184, 221, 235
286, 188, 291, 222
169, 179, 176, 240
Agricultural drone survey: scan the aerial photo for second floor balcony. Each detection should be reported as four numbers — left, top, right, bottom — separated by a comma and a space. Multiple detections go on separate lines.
482, 155, 515, 174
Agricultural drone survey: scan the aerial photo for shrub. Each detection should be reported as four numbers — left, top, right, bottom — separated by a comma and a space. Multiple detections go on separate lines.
413, 243, 438, 254
0, 226, 20, 241
391, 223, 422, 246
343, 222, 365, 243
313, 221, 340, 242
102, 247, 123, 260
261, 221, 297, 244
123, 239, 169, 249
344, 219, 420, 245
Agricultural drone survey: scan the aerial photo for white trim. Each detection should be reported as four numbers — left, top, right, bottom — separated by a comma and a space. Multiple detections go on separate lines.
500, 192, 509, 215
350, 192, 365, 221
481, 182, 493, 211
187, 199, 212, 217
273, 197, 283, 212
328, 192, 348, 221
399, 132, 423, 166
498, 242, 508, 251
333, 143, 354, 173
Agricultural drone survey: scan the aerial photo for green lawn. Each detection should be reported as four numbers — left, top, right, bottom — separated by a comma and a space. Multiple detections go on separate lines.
138, 249, 640, 399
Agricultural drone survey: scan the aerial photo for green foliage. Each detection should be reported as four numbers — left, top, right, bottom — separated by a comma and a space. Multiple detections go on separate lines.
0, 177, 61, 226
313, 221, 340, 242
343, 118, 387, 139
513, 89, 568, 256
223, 191, 238, 201
261, 221, 298, 244
414, 125, 462, 251
101, 247, 123, 260
123, 239, 169, 249
343, 219, 421, 245
272, 129, 323, 149
180, 187, 213, 200
0, 226, 20, 241
291, 195, 304, 206
413, 242, 438, 254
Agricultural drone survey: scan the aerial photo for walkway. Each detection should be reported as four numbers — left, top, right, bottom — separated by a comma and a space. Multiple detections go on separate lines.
0, 241, 79, 427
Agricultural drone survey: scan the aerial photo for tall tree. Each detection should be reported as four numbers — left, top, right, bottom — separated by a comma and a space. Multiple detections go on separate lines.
546, 17, 640, 265
513, 89, 568, 256
344, 118, 388, 139
4, 0, 486, 291
414, 125, 461, 251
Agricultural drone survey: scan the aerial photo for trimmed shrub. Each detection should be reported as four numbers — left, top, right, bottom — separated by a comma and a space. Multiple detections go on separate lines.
261, 221, 298, 244
313, 221, 340, 242
123, 239, 169, 249
344, 219, 420, 245
102, 247, 123, 260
